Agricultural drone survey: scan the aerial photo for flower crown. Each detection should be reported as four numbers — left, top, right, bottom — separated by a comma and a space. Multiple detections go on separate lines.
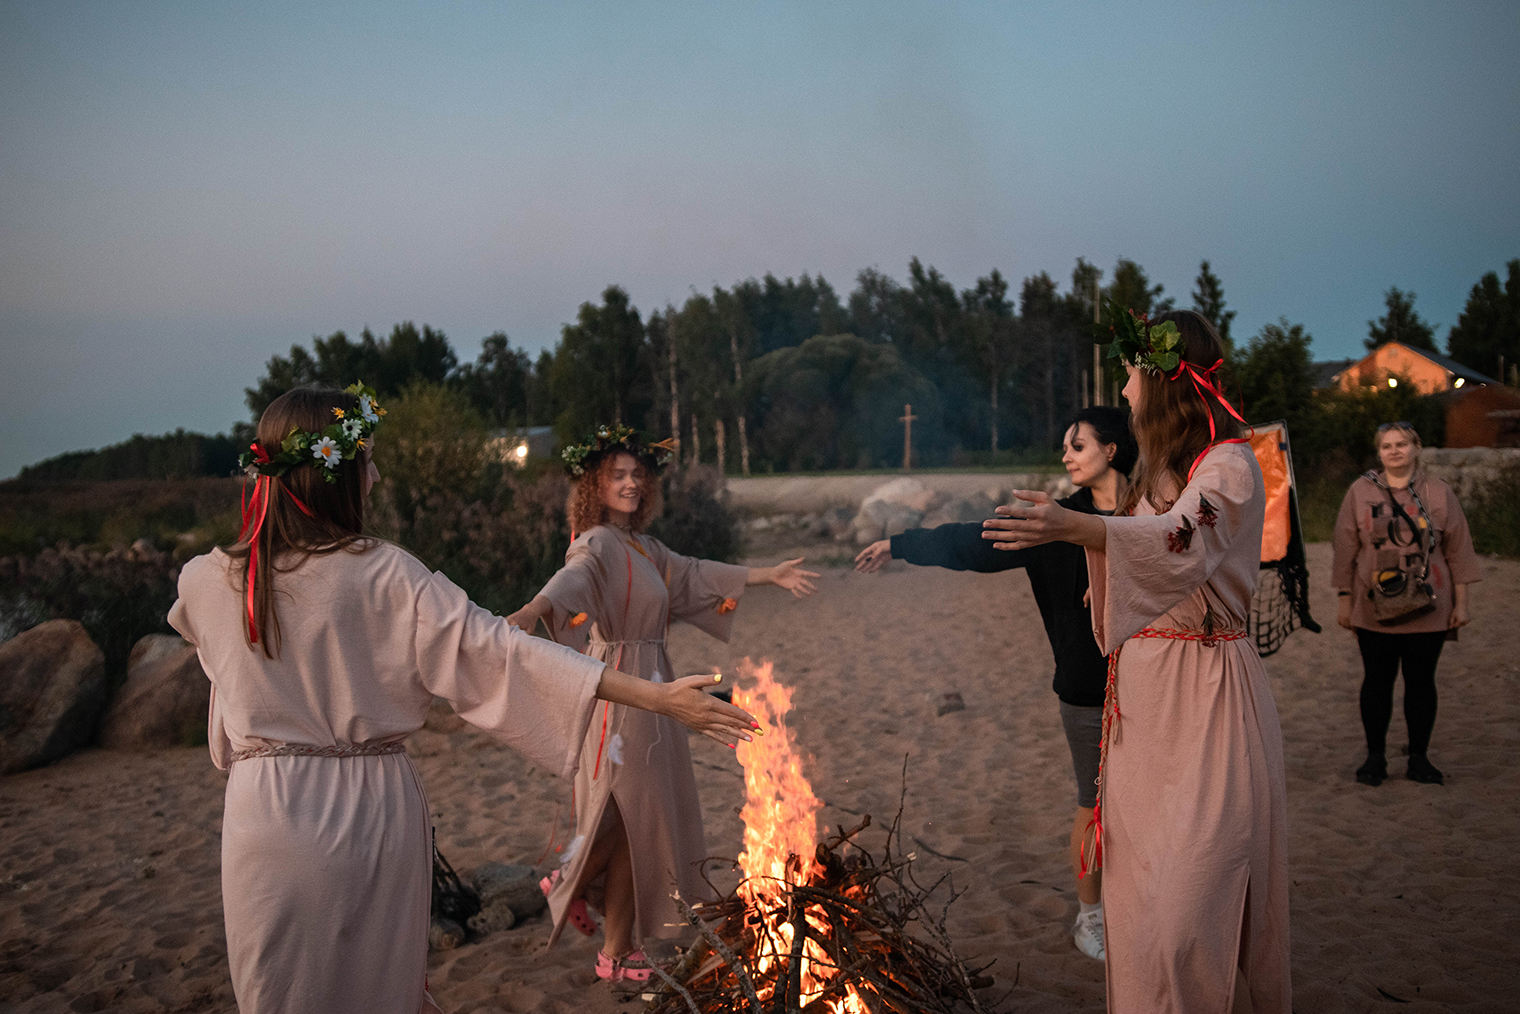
238, 382, 386, 484
1098, 299, 1185, 375
561, 424, 676, 478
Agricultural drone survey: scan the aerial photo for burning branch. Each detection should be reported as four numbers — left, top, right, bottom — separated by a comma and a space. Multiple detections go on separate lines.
641, 662, 1000, 1014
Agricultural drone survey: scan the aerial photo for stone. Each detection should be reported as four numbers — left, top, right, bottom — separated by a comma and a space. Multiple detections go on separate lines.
852, 499, 924, 542
467, 901, 516, 935
901, 488, 944, 514
922, 493, 998, 529
100, 635, 210, 751
861, 477, 926, 508
0, 620, 108, 775
428, 917, 465, 951
471, 862, 546, 919
822, 507, 856, 542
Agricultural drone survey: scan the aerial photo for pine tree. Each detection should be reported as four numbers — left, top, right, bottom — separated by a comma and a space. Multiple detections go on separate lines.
1192, 260, 1236, 347
1366, 287, 1437, 351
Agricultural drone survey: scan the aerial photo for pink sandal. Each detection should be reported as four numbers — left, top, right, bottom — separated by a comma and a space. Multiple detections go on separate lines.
540, 870, 597, 937
596, 948, 653, 983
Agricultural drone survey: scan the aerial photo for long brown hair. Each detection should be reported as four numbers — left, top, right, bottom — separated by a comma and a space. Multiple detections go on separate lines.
1122, 309, 1244, 515
225, 386, 373, 657
566, 452, 663, 535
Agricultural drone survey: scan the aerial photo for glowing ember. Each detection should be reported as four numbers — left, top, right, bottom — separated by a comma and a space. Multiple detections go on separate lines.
733, 659, 867, 1013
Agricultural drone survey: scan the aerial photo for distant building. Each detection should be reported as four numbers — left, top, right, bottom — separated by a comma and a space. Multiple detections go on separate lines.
1325, 341, 1496, 395
1313, 342, 1520, 448
485, 426, 556, 467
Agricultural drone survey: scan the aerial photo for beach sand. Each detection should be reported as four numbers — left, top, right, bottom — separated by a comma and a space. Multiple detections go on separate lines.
2, 542, 1517, 1012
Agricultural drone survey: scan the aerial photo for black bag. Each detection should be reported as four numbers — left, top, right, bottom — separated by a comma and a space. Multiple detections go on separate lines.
431, 830, 481, 928
1365, 472, 1436, 626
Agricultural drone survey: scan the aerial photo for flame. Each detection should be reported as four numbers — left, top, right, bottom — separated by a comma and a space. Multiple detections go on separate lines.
733, 659, 867, 1014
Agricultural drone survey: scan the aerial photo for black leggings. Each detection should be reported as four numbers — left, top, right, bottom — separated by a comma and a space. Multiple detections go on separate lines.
1355, 629, 1447, 756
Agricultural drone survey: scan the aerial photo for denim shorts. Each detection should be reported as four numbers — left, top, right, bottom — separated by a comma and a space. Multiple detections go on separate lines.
1059, 701, 1104, 809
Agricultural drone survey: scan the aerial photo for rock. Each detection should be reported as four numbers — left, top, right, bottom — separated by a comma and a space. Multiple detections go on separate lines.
822, 507, 856, 542
851, 499, 924, 542
429, 917, 465, 951
100, 635, 210, 751
467, 902, 516, 935
936, 691, 966, 717
471, 862, 546, 919
861, 477, 926, 509
922, 493, 997, 529
901, 488, 945, 514
0, 620, 108, 775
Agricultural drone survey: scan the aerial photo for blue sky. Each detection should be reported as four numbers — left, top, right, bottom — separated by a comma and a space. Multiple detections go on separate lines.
2, 1, 1517, 478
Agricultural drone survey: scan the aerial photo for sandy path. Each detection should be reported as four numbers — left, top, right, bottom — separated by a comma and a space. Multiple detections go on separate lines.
2, 543, 1517, 1012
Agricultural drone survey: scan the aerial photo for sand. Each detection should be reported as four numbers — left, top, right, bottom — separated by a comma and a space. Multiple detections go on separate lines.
3, 541, 1518, 1013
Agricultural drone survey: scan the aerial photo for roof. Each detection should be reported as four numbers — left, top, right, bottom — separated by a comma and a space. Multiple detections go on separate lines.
1396, 345, 1499, 385
1312, 359, 1356, 389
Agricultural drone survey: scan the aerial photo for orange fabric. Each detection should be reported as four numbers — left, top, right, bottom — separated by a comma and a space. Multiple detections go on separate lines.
1250, 424, 1292, 563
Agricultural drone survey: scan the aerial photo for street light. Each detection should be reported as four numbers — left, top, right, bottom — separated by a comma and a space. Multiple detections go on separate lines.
1387, 377, 1398, 388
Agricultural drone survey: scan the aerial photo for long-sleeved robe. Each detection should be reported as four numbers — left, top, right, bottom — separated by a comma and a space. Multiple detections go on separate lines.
1084, 443, 1291, 1014
535, 525, 748, 948
168, 542, 606, 1014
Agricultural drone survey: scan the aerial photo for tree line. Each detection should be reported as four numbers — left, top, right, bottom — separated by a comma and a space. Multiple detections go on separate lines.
17, 256, 1519, 482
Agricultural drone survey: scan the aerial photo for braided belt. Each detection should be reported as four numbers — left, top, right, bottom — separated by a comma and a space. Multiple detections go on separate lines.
588, 637, 666, 647
1080, 624, 1249, 879
227, 741, 408, 765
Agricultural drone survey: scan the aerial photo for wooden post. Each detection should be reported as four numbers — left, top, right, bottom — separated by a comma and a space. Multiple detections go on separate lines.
899, 403, 917, 472
1093, 278, 1103, 407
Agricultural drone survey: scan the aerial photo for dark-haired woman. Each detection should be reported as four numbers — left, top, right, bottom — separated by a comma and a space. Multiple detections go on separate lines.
984, 311, 1290, 1013
854, 405, 1136, 962
507, 433, 818, 983
1332, 421, 1480, 786
168, 388, 757, 1014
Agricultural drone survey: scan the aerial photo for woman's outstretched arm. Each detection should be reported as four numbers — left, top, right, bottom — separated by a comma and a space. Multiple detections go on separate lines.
595, 668, 759, 748
746, 558, 819, 598
980, 491, 1108, 552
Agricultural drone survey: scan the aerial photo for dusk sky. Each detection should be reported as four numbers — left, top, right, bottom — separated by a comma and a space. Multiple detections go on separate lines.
2, 1, 1517, 479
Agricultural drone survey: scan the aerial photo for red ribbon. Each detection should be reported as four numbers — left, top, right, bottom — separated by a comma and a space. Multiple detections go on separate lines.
237, 444, 317, 644
1168, 358, 1253, 482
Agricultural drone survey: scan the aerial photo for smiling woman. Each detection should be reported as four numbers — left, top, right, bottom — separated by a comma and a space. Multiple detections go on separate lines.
508, 426, 819, 985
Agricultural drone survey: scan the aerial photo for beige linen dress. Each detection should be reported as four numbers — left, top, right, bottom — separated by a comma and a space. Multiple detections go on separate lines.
1085, 443, 1290, 1014
535, 525, 748, 948
168, 542, 606, 1014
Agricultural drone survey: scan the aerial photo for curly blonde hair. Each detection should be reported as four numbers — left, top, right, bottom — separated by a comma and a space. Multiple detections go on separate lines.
566, 451, 664, 535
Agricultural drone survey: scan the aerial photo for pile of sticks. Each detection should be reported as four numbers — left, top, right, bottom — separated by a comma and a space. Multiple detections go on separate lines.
642, 811, 1000, 1014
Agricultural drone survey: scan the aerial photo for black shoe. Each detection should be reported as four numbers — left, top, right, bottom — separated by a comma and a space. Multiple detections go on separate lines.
1407, 754, 1444, 785
1356, 753, 1387, 786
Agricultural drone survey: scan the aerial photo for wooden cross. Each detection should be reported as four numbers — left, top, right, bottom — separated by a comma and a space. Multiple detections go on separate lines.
899, 403, 917, 471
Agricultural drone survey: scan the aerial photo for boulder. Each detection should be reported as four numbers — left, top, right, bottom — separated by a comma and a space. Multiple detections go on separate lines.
463, 861, 545, 938
472, 862, 546, 919
429, 917, 465, 951
922, 493, 998, 529
100, 635, 210, 751
821, 507, 856, 542
851, 499, 924, 543
0, 620, 108, 775
861, 477, 926, 509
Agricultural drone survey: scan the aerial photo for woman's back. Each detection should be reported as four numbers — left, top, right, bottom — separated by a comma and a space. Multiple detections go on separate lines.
171, 540, 605, 775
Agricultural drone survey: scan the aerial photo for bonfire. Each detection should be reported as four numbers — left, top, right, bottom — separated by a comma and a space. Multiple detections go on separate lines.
643, 661, 998, 1014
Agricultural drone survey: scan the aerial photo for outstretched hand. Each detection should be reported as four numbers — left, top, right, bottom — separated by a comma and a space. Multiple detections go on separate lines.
980, 490, 1063, 551
661, 673, 760, 748
854, 540, 892, 573
771, 557, 820, 597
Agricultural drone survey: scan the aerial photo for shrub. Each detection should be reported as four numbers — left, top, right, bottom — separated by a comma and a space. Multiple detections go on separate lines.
648, 465, 742, 563
0, 542, 180, 684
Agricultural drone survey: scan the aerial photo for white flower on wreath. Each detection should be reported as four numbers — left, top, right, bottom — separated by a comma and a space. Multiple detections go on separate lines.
358, 394, 379, 423
342, 418, 363, 440
311, 437, 341, 468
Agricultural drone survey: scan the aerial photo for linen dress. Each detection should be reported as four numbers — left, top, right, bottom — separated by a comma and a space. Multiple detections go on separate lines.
168, 542, 607, 1014
1084, 443, 1290, 1014
536, 524, 748, 948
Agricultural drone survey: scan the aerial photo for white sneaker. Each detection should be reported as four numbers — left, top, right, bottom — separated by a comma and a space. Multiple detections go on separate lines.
1073, 907, 1105, 961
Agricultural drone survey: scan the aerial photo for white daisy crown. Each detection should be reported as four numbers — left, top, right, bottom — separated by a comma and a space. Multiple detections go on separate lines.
237, 382, 385, 484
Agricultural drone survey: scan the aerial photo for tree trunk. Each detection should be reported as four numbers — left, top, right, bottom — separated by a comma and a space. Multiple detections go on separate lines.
715, 416, 727, 476
989, 372, 999, 454
690, 410, 701, 465
668, 332, 681, 455
729, 330, 750, 476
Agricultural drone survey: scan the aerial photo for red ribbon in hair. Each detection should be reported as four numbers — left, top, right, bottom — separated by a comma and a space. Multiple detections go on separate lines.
238, 444, 316, 644
1167, 359, 1252, 482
